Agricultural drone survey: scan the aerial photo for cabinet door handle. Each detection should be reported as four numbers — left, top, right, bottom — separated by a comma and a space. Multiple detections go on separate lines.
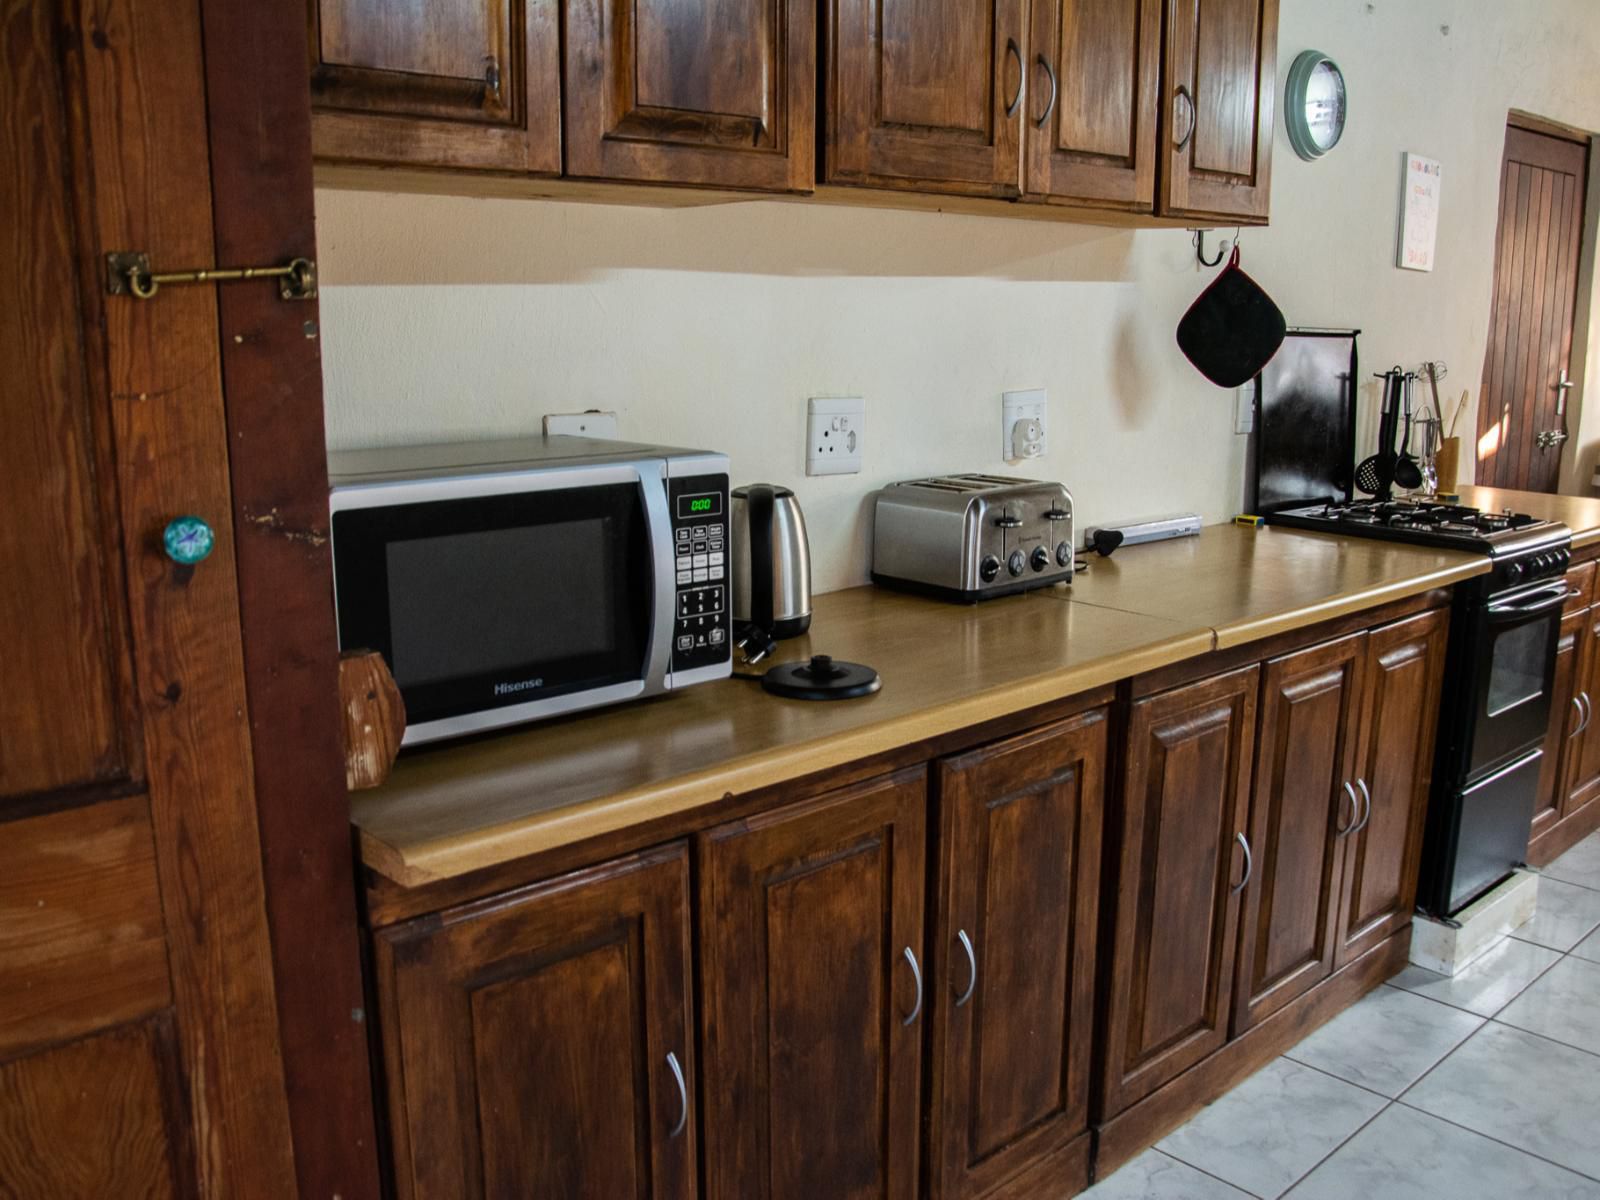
1572, 695, 1586, 736
955, 929, 978, 1008
901, 946, 923, 1026
1004, 39, 1023, 118
1337, 781, 1359, 835
1231, 832, 1252, 895
1353, 779, 1373, 835
666, 1051, 688, 1138
1578, 692, 1593, 736
484, 55, 501, 100
1034, 54, 1058, 129
1173, 85, 1196, 151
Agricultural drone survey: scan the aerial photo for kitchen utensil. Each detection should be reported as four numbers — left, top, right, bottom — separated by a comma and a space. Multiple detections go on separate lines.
871, 474, 1074, 601
1354, 370, 1402, 496
1394, 373, 1424, 491
760, 654, 881, 700
1414, 414, 1442, 494
731, 484, 812, 660
1436, 438, 1462, 493
1175, 245, 1288, 388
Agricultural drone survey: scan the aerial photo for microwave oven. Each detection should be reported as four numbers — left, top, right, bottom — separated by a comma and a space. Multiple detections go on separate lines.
328, 435, 732, 745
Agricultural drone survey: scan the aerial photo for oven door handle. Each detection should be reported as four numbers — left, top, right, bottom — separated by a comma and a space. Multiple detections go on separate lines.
1485, 585, 1577, 621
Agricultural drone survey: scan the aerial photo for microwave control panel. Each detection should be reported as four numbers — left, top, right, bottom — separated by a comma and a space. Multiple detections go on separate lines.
668, 472, 731, 673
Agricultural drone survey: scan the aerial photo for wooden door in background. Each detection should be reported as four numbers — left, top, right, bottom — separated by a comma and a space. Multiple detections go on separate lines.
1475, 122, 1590, 493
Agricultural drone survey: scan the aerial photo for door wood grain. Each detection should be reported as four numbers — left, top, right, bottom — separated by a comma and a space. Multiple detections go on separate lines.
927, 709, 1106, 1200
1233, 635, 1365, 1034
1562, 605, 1600, 817
698, 768, 927, 1200
1532, 607, 1585, 842
1100, 665, 1259, 1118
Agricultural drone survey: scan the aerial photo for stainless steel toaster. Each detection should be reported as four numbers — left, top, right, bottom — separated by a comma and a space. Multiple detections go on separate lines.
870, 474, 1075, 602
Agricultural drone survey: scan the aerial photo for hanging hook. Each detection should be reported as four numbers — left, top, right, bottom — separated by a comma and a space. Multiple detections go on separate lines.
1190, 227, 1242, 269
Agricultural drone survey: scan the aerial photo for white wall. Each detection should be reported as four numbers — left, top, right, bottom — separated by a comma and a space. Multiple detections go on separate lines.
316, 0, 1600, 596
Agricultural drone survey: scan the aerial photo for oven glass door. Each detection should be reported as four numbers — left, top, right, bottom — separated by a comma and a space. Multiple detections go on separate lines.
1466, 578, 1568, 779
331, 481, 652, 730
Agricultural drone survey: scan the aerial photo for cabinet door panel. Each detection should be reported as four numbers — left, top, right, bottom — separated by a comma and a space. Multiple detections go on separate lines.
826, 0, 1025, 195
699, 768, 925, 1200
310, 0, 561, 171
1564, 607, 1600, 816
376, 844, 696, 1200
1532, 608, 1584, 842
1025, 0, 1161, 209
1337, 610, 1448, 965
928, 709, 1105, 1200
1101, 666, 1258, 1118
1160, 0, 1277, 222
565, 0, 814, 190
1234, 636, 1364, 1034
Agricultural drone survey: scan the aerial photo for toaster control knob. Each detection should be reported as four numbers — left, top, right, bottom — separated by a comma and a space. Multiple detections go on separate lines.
1030, 546, 1050, 573
1007, 549, 1026, 577
980, 554, 1001, 583
995, 515, 1024, 529
1056, 540, 1073, 568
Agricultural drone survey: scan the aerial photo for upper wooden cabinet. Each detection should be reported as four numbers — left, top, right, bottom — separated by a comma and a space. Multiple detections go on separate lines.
824, 0, 1027, 196
309, 0, 561, 171
927, 709, 1106, 1199
1160, 0, 1278, 222
564, 0, 815, 189
1025, 0, 1162, 211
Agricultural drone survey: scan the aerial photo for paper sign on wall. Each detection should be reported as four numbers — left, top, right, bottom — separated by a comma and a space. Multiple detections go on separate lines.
1398, 153, 1442, 272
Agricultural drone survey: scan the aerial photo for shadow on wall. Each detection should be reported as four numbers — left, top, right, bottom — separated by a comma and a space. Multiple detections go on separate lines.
313, 188, 1150, 287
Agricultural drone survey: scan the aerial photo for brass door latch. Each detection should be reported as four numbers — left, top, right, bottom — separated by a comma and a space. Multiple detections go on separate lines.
105, 251, 317, 301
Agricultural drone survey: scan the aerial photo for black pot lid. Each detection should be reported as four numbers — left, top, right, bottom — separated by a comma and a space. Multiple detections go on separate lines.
762, 654, 881, 701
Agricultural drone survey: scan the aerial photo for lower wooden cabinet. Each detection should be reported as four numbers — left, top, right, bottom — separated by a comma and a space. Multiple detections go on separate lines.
926, 708, 1106, 1199
1101, 666, 1259, 1116
697, 768, 927, 1200
1532, 607, 1584, 843
1529, 584, 1600, 864
372, 843, 697, 1199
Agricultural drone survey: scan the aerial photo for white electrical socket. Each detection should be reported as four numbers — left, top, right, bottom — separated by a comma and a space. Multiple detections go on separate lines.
1234, 385, 1255, 435
1002, 389, 1048, 461
807, 396, 864, 476
544, 410, 620, 439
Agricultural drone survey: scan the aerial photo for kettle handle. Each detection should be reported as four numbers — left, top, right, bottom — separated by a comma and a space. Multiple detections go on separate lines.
747, 484, 776, 637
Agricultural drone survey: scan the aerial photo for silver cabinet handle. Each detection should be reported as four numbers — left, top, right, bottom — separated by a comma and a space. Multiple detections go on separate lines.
1572, 694, 1587, 737
1034, 54, 1058, 129
666, 1051, 688, 1138
901, 946, 923, 1026
955, 929, 977, 1008
1354, 779, 1373, 835
1337, 781, 1359, 835
1231, 832, 1252, 895
484, 55, 501, 99
1173, 85, 1196, 151
1003, 39, 1023, 118
1579, 692, 1594, 736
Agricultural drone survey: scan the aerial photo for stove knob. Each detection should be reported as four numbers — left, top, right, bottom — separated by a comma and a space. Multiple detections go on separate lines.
1030, 546, 1050, 573
1056, 540, 1073, 568
1007, 549, 1026, 577
1507, 561, 1526, 585
980, 554, 1001, 583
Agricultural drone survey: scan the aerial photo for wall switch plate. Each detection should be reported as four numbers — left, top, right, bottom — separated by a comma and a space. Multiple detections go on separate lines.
544, 410, 619, 439
1234, 385, 1255, 435
807, 396, 864, 476
1002, 389, 1047, 460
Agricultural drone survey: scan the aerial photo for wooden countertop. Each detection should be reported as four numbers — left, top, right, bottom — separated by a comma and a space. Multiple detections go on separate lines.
351, 525, 1492, 887
1457, 485, 1600, 550
352, 588, 1211, 886
1055, 525, 1487, 648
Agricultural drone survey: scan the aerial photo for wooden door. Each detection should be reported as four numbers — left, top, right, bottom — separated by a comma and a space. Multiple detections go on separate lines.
1475, 124, 1591, 492
1336, 610, 1449, 965
1532, 608, 1585, 842
1233, 636, 1365, 1034
309, 0, 561, 171
1159, 0, 1278, 223
1562, 606, 1600, 818
698, 768, 927, 1200
374, 844, 697, 1199
1100, 666, 1258, 1118
1025, 0, 1161, 211
927, 710, 1106, 1200
564, 0, 815, 191
825, 0, 1027, 196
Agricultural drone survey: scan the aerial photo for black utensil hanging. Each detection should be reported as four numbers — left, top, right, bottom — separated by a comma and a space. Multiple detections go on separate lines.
1393, 373, 1424, 492
1354, 370, 1402, 497
1176, 245, 1288, 388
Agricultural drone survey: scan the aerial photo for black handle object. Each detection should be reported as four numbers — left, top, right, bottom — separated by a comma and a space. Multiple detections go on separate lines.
747, 483, 775, 636
1091, 530, 1125, 557
1485, 585, 1578, 621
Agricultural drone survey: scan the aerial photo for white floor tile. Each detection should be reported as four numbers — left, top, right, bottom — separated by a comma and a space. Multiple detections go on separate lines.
1543, 831, 1600, 892
1082, 1149, 1253, 1200
1494, 954, 1600, 1055
1284, 986, 1482, 1096
1512, 875, 1600, 952
1389, 936, 1561, 1016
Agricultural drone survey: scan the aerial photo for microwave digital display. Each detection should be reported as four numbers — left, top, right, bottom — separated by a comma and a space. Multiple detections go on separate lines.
676, 492, 722, 520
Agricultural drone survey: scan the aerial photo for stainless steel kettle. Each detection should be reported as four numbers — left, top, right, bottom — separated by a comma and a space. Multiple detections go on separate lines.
731, 484, 812, 642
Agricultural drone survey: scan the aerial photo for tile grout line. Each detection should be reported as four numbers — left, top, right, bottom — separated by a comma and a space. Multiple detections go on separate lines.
1274, 1097, 1397, 1199
1383, 942, 1566, 1020
1146, 1148, 1268, 1199
1391, 1098, 1600, 1186
1277, 1052, 1409, 1103
1484, 1010, 1600, 1063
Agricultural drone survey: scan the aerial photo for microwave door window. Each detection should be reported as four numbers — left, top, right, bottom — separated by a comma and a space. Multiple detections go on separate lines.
384, 521, 615, 689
